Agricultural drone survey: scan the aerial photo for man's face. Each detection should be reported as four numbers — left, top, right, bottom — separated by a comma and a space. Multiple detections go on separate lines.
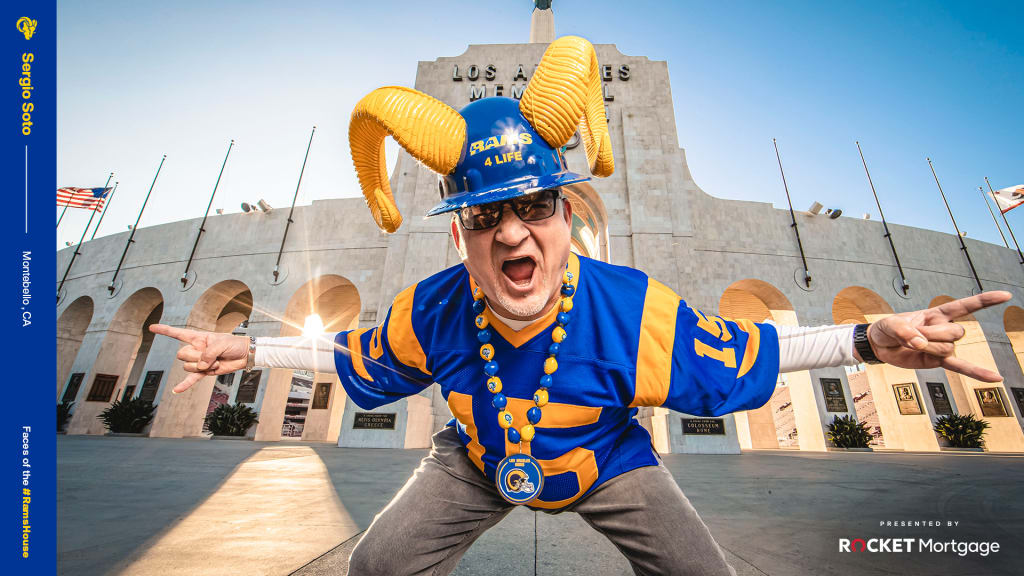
451, 189, 573, 320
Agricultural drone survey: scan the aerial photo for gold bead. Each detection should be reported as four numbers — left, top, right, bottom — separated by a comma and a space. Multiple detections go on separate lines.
473, 286, 485, 301
544, 356, 558, 374
498, 410, 513, 429
480, 343, 495, 361
563, 270, 573, 284
487, 376, 503, 394
552, 326, 566, 343
521, 424, 536, 442
475, 314, 489, 329
560, 298, 573, 313
533, 388, 548, 406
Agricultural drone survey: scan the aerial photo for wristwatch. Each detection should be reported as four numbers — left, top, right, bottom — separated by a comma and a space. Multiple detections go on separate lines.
245, 336, 257, 370
853, 323, 881, 365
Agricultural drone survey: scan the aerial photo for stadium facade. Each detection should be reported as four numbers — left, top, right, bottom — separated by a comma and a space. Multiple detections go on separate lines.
56, 7, 1024, 453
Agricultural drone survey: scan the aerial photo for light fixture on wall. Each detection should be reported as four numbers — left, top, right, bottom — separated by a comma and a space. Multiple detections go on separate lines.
825, 208, 842, 219
215, 208, 224, 215
257, 199, 273, 213
241, 202, 253, 213
807, 201, 823, 215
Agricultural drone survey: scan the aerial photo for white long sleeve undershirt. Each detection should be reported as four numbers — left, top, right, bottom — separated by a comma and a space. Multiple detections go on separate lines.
253, 322, 861, 374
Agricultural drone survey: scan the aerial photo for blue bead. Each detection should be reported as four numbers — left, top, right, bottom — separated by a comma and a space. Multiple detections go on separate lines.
484, 361, 499, 376
477, 329, 491, 343
561, 284, 575, 296
540, 374, 553, 388
473, 300, 486, 313
557, 312, 570, 326
548, 342, 560, 356
507, 427, 521, 443
527, 407, 542, 424
492, 393, 507, 410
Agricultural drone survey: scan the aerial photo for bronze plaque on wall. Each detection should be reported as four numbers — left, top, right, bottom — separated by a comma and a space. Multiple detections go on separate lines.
820, 378, 848, 412
235, 370, 262, 404
354, 413, 397, 430
62, 373, 84, 403
138, 371, 163, 403
926, 382, 954, 415
893, 383, 922, 415
311, 382, 331, 410
86, 374, 118, 402
681, 418, 726, 435
976, 388, 1008, 417
1012, 388, 1024, 418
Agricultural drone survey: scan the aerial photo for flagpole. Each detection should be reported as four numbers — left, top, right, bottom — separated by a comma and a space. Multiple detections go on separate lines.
273, 126, 316, 282
857, 141, 909, 295
978, 186, 1009, 249
57, 201, 103, 302
89, 181, 119, 240
108, 155, 166, 295
986, 176, 1024, 264
928, 158, 982, 292
182, 140, 234, 286
58, 172, 112, 229
773, 138, 811, 288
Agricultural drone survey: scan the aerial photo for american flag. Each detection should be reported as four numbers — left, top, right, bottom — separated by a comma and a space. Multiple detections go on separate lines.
57, 187, 111, 212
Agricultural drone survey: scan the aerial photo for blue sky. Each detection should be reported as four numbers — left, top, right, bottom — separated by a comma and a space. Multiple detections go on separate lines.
57, 0, 1022, 251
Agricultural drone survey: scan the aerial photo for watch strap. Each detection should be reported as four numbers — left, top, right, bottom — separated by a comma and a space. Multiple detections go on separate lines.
853, 323, 881, 365
245, 336, 257, 370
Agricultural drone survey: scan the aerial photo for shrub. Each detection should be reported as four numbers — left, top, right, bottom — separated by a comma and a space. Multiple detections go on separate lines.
934, 414, 989, 448
97, 397, 156, 433
205, 403, 259, 437
58, 401, 73, 432
827, 415, 872, 448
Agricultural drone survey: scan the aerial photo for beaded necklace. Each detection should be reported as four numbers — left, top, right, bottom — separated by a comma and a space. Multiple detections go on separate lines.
472, 267, 576, 505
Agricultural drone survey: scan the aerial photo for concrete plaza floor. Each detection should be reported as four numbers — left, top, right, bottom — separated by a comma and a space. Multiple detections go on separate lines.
58, 435, 1023, 576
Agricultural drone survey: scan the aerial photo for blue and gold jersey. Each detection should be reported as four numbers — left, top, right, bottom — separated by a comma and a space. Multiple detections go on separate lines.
334, 253, 779, 510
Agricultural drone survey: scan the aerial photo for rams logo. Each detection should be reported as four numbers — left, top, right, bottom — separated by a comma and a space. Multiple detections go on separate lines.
504, 469, 535, 494
468, 132, 533, 156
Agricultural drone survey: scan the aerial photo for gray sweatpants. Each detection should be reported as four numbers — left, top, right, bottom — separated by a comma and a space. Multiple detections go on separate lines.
347, 426, 736, 576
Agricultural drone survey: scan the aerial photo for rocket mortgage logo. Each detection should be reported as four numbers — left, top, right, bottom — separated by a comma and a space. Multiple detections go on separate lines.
839, 538, 1000, 557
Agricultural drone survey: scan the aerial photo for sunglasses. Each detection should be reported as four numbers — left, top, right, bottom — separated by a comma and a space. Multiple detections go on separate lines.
456, 189, 564, 231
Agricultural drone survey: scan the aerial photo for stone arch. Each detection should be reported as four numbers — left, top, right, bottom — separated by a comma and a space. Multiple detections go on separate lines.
1004, 306, 1024, 375
718, 279, 826, 451
255, 275, 362, 443
563, 181, 609, 262
931, 295, 1024, 451
148, 280, 254, 439
57, 296, 94, 401
833, 286, 895, 325
66, 287, 164, 435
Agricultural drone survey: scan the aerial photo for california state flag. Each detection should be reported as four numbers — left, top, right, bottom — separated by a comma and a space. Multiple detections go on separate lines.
991, 184, 1024, 214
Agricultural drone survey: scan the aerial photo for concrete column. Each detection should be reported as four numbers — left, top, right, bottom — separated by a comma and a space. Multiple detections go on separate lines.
301, 374, 347, 443
529, 7, 554, 44
788, 370, 829, 451
863, 364, 940, 451
57, 330, 87, 400
943, 334, 1024, 452
253, 368, 293, 442
66, 329, 142, 435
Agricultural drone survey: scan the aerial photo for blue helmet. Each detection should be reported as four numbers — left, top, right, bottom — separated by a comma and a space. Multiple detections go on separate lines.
349, 36, 614, 233
428, 97, 589, 217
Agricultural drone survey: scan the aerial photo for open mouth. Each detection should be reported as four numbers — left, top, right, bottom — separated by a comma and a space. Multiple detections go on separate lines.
501, 256, 537, 286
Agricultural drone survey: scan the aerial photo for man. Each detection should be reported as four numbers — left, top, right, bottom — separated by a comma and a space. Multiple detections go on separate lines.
151, 36, 1009, 575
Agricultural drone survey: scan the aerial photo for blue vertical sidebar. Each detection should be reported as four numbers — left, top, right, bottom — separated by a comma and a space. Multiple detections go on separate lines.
2, 0, 56, 573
